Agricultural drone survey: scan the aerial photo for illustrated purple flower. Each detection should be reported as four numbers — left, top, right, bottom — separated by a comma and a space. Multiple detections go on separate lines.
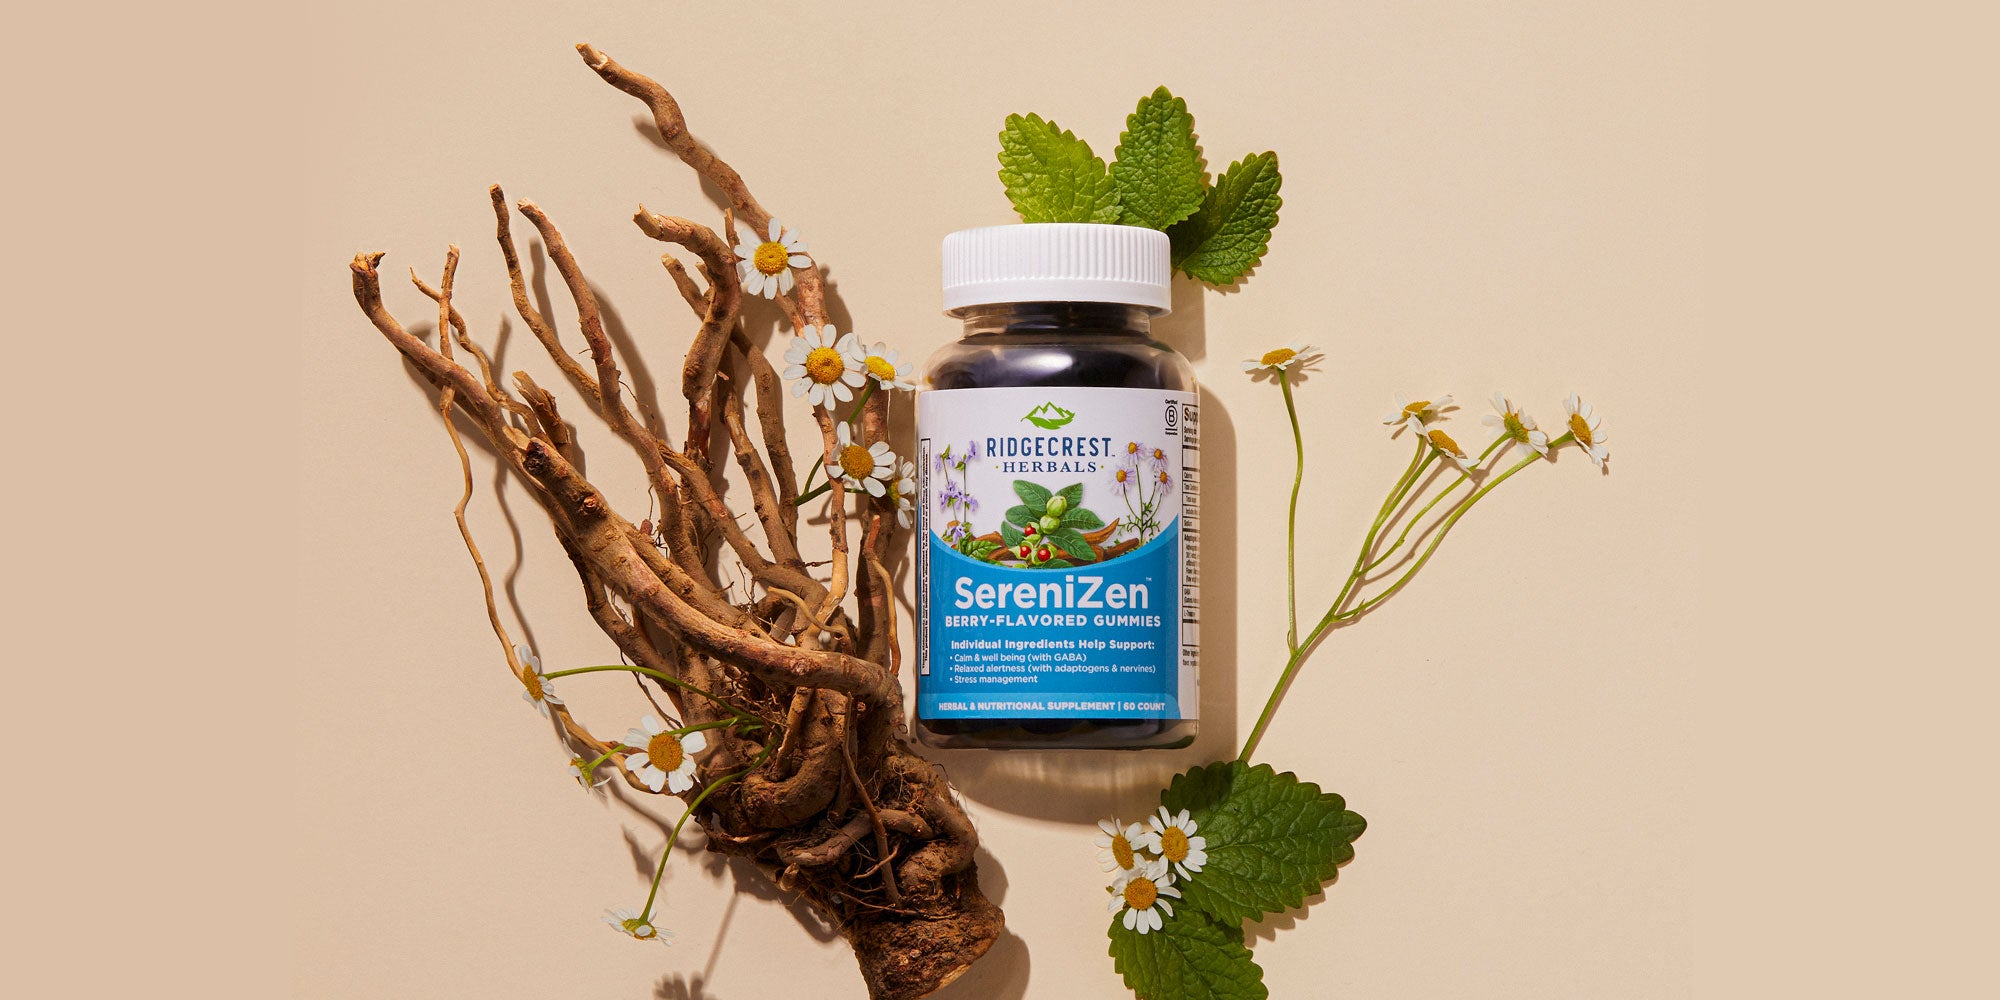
965, 439, 981, 461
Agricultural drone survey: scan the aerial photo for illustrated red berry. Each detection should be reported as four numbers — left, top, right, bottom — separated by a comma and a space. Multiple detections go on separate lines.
1023, 523, 1038, 536
1017, 543, 1032, 558
1036, 546, 1052, 561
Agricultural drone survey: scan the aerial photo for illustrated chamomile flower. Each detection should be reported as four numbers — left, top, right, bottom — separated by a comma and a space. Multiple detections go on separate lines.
856, 342, 916, 391
783, 325, 865, 407
1155, 468, 1172, 491
515, 644, 563, 718
1483, 392, 1550, 457
1147, 445, 1170, 470
568, 753, 613, 789
622, 715, 707, 794
1563, 393, 1610, 469
886, 460, 917, 528
1107, 461, 1137, 499
1096, 817, 1150, 875
1108, 859, 1180, 934
828, 423, 898, 498
734, 218, 810, 298
1383, 393, 1456, 435
1142, 807, 1209, 879
1425, 426, 1480, 475
1242, 341, 1319, 376
603, 907, 674, 946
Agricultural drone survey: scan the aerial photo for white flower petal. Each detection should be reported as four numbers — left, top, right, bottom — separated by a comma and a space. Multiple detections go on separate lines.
681, 730, 707, 754
667, 769, 694, 794
787, 254, 811, 268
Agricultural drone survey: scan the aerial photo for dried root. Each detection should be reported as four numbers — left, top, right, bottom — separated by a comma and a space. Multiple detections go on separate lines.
348, 44, 1000, 1000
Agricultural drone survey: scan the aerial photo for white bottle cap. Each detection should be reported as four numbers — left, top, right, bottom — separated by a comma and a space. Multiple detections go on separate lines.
941, 223, 1172, 315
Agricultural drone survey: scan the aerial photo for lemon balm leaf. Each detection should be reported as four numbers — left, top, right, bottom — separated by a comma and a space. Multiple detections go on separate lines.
998, 113, 1123, 223
1062, 507, 1106, 531
1167, 152, 1283, 285
1012, 479, 1053, 511
1159, 760, 1366, 924
1108, 908, 1267, 1000
1112, 86, 1208, 230
1046, 527, 1098, 562
1058, 483, 1086, 511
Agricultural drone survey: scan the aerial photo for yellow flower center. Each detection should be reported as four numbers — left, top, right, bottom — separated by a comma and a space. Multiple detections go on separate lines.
1503, 412, 1527, 442
804, 346, 846, 385
1159, 827, 1190, 863
1152, 448, 1166, 462
1122, 876, 1159, 911
1114, 468, 1129, 483
839, 443, 876, 480
523, 670, 544, 701
752, 240, 790, 276
1404, 399, 1432, 416
623, 918, 655, 939
864, 355, 898, 382
1569, 412, 1594, 446
1157, 471, 1169, 484
645, 732, 685, 773
1260, 347, 1297, 367
1427, 428, 1464, 455
1111, 833, 1135, 871
1126, 441, 1140, 454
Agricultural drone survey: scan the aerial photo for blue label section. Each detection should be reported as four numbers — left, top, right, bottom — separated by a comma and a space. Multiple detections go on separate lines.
920, 523, 1182, 719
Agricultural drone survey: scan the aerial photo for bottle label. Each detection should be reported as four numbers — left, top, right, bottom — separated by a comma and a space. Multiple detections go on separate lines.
916, 386, 1199, 721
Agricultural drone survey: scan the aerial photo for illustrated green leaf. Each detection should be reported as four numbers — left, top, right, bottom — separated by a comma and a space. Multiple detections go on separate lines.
1062, 506, 1106, 531
997, 522, 1024, 549
1159, 760, 1366, 925
1002, 504, 1035, 527
1166, 152, 1283, 286
1057, 483, 1085, 511
1012, 480, 1053, 511
1046, 527, 1097, 562
1041, 557, 1076, 569
1111, 86, 1207, 230
998, 113, 1122, 224
1108, 908, 1267, 1000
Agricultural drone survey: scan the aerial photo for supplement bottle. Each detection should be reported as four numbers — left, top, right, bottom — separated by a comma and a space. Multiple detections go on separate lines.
915, 223, 1198, 749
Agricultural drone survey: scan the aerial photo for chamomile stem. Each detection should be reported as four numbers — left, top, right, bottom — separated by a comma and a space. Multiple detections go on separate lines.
844, 381, 875, 425
1280, 370, 1305, 651
1366, 436, 1508, 572
639, 742, 775, 921
542, 664, 767, 725
1326, 442, 1430, 619
1336, 444, 1553, 621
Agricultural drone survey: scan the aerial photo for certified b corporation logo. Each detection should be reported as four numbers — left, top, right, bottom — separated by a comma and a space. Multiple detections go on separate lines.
1021, 401, 1075, 429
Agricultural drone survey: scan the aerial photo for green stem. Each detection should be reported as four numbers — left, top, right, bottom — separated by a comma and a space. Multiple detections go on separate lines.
638, 742, 775, 922
844, 380, 876, 425
1366, 435, 1507, 572
1280, 371, 1305, 651
542, 664, 768, 725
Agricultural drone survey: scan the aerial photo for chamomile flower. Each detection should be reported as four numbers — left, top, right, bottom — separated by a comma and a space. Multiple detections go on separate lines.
783, 325, 865, 407
1425, 426, 1480, 475
1096, 817, 1150, 875
828, 422, 897, 498
733, 218, 810, 299
886, 460, 917, 528
515, 644, 563, 719
857, 342, 916, 391
1142, 807, 1209, 879
1106, 460, 1137, 500
1563, 393, 1610, 469
1147, 445, 1170, 471
1383, 393, 1456, 435
1108, 860, 1180, 934
1242, 341, 1319, 377
603, 907, 674, 946
1482, 392, 1550, 457
622, 715, 707, 794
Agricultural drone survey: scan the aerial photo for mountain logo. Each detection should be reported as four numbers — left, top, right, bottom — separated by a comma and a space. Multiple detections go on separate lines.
1021, 401, 1076, 430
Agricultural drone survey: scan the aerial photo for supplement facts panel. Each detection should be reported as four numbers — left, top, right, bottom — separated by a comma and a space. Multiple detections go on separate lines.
1173, 398, 1199, 708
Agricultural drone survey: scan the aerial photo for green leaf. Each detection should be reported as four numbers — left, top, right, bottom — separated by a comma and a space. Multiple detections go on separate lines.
1159, 760, 1366, 925
1057, 483, 1085, 511
1002, 504, 1035, 527
1046, 527, 1097, 562
1041, 557, 1075, 569
1062, 506, 1106, 531
1108, 908, 1267, 1000
998, 113, 1122, 224
1111, 86, 1208, 230
1012, 480, 1052, 511
999, 521, 1024, 548
1166, 152, 1283, 286
964, 538, 1003, 560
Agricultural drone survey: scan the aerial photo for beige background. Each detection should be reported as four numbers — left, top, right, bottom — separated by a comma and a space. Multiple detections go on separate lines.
290, 2, 1698, 997
23, 2, 2000, 998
